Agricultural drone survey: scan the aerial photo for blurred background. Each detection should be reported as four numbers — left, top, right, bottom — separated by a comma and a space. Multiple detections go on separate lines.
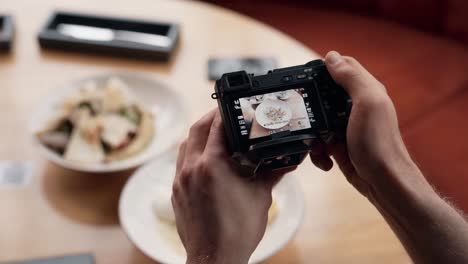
1, 0, 467, 263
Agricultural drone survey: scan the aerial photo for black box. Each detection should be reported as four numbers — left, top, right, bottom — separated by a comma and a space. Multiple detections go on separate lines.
38, 11, 179, 61
1, 253, 94, 264
0, 15, 14, 52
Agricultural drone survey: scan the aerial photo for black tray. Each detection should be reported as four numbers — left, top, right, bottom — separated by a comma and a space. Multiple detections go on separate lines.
38, 11, 179, 61
0, 15, 14, 52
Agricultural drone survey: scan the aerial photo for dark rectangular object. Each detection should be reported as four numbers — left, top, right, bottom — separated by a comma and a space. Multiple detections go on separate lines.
207, 57, 277, 80
1, 253, 94, 264
212, 60, 352, 173
38, 11, 179, 61
0, 15, 14, 52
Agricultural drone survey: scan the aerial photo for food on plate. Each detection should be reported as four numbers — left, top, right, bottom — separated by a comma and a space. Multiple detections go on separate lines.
268, 199, 278, 225
264, 106, 287, 122
152, 186, 279, 225
152, 186, 176, 223
36, 78, 155, 163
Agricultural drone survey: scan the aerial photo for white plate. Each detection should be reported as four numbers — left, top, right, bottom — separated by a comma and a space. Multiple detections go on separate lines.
255, 99, 293, 130
29, 73, 188, 173
119, 153, 304, 264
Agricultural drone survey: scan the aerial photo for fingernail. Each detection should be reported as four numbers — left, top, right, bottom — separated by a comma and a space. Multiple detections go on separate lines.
326, 51, 343, 66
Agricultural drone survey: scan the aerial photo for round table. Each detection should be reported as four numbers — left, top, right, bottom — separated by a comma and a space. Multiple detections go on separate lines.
0, 0, 410, 263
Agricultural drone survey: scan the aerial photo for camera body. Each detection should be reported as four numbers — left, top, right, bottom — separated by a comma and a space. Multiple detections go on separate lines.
212, 60, 352, 174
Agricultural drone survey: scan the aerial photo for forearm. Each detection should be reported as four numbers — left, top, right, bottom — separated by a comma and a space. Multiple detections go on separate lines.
369, 156, 468, 263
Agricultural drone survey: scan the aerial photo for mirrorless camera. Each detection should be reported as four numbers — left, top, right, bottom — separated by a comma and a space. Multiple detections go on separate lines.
212, 60, 352, 174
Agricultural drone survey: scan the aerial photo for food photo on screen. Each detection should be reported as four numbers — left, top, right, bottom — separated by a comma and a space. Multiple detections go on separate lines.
238, 89, 311, 139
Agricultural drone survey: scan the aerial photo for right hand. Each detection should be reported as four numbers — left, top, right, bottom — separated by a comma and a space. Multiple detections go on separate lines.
172, 110, 291, 264
314, 52, 468, 264
310, 51, 416, 199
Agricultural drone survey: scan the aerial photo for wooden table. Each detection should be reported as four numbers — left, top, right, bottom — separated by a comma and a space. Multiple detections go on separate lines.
0, 0, 410, 263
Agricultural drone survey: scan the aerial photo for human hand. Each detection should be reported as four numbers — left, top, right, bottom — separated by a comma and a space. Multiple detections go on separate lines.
310, 51, 415, 199
311, 52, 468, 264
172, 110, 292, 264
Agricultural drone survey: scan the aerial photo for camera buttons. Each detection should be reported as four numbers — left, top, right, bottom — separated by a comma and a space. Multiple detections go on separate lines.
296, 73, 307, 80
281, 75, 293, 82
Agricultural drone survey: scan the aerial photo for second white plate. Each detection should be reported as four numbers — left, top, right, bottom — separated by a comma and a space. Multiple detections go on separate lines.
119, 153, 304, 264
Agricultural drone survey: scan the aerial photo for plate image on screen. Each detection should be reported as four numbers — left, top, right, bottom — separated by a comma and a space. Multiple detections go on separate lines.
238, 89, 311, 139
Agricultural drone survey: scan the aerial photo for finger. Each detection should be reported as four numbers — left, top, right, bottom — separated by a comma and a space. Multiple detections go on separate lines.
325, 143, 371, 195
309, 140, 333, 171
205, 111, 228, 156
176, 140, 187, 174
324, 51, 384, 99
309, 139, 327, 156
259, 166, 297, 190
328, 143, 350, 167
171, 194, 188, 249
310, 154, 333, 171
174, 141, 187, 190
329, 143, 356, 177
185, 110, 217, 162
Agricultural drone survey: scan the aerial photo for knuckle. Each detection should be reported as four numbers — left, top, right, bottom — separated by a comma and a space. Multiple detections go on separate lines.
188, 122, 201, 136
172, 180, 182, 196
178, 166, 193, 186
335, 61, 361, 81
189, 113, 214, 136
194, 157, 214, 183
206, 145, 226, 157
357, 93, 392, 111
178, 140, 187, 152
377, 82, 388, 93
210, 114, 223, 130
343, 56, 358, 65
372, 93, 391, 106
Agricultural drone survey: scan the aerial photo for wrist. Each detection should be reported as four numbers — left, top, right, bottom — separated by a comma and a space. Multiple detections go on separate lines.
366, 152, 438, 217
365, 152, 468, 264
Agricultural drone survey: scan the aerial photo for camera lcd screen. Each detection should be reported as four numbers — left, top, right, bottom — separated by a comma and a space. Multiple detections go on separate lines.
236, 88, 315, 139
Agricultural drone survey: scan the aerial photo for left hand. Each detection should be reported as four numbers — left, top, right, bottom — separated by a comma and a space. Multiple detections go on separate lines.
172, 109, 292, 264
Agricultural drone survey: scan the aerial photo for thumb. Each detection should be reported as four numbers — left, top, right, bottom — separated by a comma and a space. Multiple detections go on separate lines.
324, 51, 384, 99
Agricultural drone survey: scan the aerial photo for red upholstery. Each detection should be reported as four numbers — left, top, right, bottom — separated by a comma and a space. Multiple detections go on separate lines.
446, 0, 468, 44
404, 88, 468, 208
203, 0, 468, 212
206, 0, 468, 44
